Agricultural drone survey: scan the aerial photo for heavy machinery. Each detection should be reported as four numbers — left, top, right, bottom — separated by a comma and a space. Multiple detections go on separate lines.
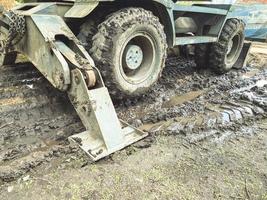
0, 0, 265, 161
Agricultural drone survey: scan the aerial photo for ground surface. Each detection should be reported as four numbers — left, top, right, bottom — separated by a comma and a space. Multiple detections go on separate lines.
0, 42, 266, 200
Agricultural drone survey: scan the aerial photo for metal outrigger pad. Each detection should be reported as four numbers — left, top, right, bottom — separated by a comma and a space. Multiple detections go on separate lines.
68, 69, 148, 161
69, 121, 147, 161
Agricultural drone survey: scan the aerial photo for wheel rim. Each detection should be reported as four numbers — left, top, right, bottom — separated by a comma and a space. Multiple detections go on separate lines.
226, 33, 241, 65
120, 32, 156, 85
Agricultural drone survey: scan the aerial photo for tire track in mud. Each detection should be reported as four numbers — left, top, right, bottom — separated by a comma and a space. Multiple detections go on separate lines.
0, 63, 84, 182
118, 55, 267, 145
0, 47, 266, 183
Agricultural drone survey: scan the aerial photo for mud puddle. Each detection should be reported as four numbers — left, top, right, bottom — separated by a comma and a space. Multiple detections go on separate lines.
163, 90, 205, 108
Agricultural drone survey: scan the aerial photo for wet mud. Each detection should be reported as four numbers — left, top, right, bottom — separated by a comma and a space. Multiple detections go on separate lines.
0, 42, 266, 192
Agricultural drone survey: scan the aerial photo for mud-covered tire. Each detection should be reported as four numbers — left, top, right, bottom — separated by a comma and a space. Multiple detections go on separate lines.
77, 9, 111, 51
194, 44, 210, 69
77, 19, 98, 51
90, 8, 167, 98
209, 18, 245, 74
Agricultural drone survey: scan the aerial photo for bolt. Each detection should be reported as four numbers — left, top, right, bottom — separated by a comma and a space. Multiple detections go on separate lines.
96, 149, 103, 155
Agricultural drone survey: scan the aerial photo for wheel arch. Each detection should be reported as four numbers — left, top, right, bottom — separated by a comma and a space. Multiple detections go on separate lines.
66, 0, 174, 47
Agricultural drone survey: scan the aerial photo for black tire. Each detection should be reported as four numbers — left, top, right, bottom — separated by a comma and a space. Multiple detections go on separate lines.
78, 8, 115, 50
90, 8, 167, 98
1, 52, 17, 66
194, 44, 210, 69
209, 18, 245, 74
77, 19, 98, 51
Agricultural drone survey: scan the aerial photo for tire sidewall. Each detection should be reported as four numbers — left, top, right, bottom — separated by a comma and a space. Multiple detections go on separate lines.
224, 27, 245, 70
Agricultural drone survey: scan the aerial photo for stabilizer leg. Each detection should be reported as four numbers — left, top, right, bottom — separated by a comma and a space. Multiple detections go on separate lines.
68, 69, 147, 160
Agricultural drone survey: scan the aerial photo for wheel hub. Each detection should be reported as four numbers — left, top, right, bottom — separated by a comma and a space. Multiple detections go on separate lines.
125, 44, 143, 70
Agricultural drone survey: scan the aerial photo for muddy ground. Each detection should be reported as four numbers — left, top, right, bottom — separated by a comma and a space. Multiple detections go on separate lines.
0, 42, 266, 199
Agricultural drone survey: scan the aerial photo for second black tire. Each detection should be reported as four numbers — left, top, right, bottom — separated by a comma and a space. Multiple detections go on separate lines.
90, 8, 167, 98
209, 18, 245, 74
